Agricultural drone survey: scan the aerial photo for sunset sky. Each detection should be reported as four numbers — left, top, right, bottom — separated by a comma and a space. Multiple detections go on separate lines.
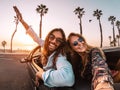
0, 0, 120, 50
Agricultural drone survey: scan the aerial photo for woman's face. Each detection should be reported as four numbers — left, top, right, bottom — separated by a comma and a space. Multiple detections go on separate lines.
69, 35, 87, 53
48, 31, 63, 52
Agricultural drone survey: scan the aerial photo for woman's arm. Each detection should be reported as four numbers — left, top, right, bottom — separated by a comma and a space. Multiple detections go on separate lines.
91, 48, 114, 90
13, 6, 44, 46
13, 6, 29, 30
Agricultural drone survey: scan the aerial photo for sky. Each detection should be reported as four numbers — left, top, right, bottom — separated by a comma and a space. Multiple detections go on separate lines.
0, 0, 120, 50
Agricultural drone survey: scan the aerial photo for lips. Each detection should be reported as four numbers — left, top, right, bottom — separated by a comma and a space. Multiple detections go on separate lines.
79, 46, 83, 49
77, 45, 86, 52
49, 43, 56, 51
78, 44, 84, 49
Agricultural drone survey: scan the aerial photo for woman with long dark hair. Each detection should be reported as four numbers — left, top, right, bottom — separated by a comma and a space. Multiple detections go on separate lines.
13, 6, 74, 89
67, 32, 114, 90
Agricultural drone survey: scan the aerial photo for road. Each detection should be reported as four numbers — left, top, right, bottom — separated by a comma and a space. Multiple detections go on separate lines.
0, 53, 34, 90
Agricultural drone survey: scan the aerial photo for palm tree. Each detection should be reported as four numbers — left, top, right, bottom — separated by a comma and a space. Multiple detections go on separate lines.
110, 41, 114, 47
74, 7, 85, 35
93, 9, 103, 48
109, 36, 112, 46
11, 16, 18, 53
108, 16, 116, 46
36, 4, 48, 38
2, 40, 7, 53
116, 35, 120, 46
116, 20, 120, 36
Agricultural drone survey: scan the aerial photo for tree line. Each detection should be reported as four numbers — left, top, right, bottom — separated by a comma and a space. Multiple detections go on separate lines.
1, 4, 120, 53
74, 7, 120, 48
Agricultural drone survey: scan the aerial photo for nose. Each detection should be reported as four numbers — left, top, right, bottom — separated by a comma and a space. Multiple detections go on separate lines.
77, 41, 82, 46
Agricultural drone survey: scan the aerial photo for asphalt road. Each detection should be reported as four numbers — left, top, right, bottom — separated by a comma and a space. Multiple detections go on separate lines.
0, 53, 34, 90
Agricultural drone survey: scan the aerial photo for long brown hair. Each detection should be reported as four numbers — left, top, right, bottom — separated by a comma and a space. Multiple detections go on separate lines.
41, 28, 67, 66
67, 32, 93, 76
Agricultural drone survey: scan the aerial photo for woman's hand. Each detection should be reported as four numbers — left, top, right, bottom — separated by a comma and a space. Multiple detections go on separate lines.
35, 70, 44, 86
35, 76, 40, 86
36, 70, 44, 79
13, 6, 29, 30
13, 6, 23, 22
95, 82, 114, 90
94, 76, 114, 90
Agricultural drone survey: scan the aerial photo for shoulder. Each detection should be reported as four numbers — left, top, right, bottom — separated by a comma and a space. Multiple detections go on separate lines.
89, 47, 104, 57
90, 47, 106, 60
56, 54, 71, 65
90, 47, 102, 54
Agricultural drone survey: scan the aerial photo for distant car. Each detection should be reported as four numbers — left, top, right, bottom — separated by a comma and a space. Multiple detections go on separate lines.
20, 46, 120, 90
103, 47, 120, 70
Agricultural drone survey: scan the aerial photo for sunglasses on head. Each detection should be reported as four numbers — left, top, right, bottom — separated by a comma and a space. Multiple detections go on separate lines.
72, 37, 84, 46
49, 34, 64, 44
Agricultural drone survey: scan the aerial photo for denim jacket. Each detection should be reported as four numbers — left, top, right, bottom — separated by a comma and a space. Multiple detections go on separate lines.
42, 52, 75, 87
26, 26, 75, 87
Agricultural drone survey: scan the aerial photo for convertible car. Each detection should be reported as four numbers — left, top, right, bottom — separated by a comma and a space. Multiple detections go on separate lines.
20, 46, 120, 90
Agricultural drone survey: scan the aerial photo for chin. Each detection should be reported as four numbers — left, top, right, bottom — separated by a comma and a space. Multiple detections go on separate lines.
49, 48, 56, 52
49, 49, 54, 52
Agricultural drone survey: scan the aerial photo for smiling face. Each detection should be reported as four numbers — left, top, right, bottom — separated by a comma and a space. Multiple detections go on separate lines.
69, 35, 87, 53
48, 31, 63, 52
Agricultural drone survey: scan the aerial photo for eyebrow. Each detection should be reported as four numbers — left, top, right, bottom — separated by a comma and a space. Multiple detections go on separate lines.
52, 34, 63, 39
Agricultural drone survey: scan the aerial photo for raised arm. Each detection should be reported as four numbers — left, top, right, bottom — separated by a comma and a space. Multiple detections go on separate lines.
91, 48, 114, 90
13, 6, 44, 46
13, 6, 29, 30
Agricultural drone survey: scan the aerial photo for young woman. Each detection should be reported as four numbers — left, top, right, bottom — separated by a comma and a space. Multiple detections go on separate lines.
13, 6, 75, 89
67, 32, 114, 90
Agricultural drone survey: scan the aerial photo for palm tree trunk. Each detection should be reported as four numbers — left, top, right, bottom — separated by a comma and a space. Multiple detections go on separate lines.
117, 26, 120, 36
109, 38, 112, 46
117, 27, 120, 46
118, 39, 119, 46
10, 38, 13, 53
39, 14, 42, 38
112, 23, 116, 46
99, 19, 103, 48
118, 29, 120, 37
10, 23, 17, 53
79, 17, 82, 35
4, 46, 5, 53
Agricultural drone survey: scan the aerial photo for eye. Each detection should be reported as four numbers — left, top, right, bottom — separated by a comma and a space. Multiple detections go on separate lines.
49, 34, 55, 40
78, 37, 84, 42
49, 34, 63, 44
56, 38, 64, 43
73, 41, 78, 46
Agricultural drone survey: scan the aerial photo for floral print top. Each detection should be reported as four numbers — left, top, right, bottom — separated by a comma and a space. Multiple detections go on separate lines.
79, 48, 114, 89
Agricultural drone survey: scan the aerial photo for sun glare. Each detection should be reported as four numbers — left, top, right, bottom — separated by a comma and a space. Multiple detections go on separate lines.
14, 34, 37, 50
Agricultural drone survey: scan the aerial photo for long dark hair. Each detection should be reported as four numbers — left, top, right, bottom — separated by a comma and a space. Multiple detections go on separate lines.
42, 28, 67, 66
67, 32, 93, 77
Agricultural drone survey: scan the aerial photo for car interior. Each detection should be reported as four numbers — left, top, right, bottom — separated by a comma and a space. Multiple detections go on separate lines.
21, 46, 120, 90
